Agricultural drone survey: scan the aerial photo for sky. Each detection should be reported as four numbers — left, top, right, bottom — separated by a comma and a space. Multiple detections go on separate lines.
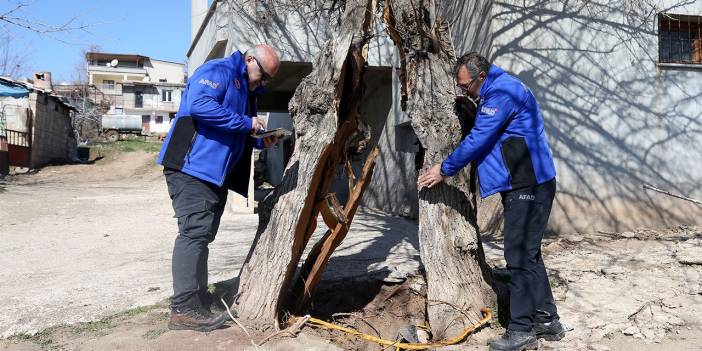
0, 0, 194, 83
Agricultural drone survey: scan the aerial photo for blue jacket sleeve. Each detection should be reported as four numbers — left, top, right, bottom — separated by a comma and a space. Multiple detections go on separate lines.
441, 90, 516, 176
187, 65, 253, 133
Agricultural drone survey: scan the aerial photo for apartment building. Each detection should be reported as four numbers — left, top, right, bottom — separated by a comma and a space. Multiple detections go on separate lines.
86, 52, 186, 134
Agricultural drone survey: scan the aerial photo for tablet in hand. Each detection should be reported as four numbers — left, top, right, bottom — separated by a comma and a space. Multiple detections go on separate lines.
252, 128, 292, 139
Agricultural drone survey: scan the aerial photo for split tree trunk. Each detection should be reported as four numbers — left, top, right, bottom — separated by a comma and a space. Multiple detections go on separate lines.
384, 0, 494, 339
235, 0, 378, 330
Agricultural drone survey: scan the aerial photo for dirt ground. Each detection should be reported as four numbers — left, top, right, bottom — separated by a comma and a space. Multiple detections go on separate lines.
1, 142, 701, 350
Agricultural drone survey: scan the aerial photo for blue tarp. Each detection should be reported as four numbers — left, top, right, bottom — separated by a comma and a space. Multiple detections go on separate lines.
0, 80, 30, 98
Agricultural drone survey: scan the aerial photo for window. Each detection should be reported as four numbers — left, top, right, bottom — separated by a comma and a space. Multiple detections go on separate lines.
155, 116, 164, 124
159, 79, 167, 82
103, 80, 115, 90
134, 91, 143, 108
659, 13, 702, 64
161, 90, 172, 102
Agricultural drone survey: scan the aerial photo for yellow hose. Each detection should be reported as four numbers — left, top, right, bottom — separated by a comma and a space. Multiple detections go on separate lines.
293, 307, 492, 350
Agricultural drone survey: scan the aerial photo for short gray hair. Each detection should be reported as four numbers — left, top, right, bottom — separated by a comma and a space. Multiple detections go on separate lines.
455, 52, 490, 79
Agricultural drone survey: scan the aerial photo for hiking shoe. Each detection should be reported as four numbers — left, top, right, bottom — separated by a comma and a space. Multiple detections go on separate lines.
168, 306, 229, 332
488, 329, 539, 351
533, 319, 565, 341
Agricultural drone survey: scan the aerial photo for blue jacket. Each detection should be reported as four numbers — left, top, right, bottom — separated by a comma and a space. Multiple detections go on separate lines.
157, 51, 262, 192
441, 64, 556, 197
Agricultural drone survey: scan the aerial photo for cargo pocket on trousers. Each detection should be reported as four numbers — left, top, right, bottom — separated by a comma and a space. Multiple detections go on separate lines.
174, 200, 218, 241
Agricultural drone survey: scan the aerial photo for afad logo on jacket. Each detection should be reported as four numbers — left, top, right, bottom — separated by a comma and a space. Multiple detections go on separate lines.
198, 79, 220, 89
480, 106, 499, 116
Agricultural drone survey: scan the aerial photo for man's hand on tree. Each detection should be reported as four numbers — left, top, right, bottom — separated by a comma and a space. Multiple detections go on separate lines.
251, 116, 267, 133
417, 163, 445, 189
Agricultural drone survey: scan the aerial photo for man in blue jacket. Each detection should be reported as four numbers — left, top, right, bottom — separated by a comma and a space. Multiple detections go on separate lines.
157, 44, 280, 332
418, 53, 564, 350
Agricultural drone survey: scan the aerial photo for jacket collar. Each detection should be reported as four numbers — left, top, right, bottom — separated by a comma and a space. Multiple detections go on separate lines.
229, 51, 249, 92
230, 50, 266, 96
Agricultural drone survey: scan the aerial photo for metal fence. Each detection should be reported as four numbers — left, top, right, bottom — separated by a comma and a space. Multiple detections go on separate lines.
0, 110, 5, 138
6, 129, 29, 147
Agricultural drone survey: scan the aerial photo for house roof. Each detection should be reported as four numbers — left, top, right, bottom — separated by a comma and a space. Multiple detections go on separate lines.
86, 52, 150, 62
0, 77, 30, 98
86, 52, 184, 66
0, 77, 77, 111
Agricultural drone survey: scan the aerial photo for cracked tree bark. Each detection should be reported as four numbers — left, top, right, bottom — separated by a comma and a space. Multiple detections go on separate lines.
384, 0, 495, 339
235, 0, 378, 330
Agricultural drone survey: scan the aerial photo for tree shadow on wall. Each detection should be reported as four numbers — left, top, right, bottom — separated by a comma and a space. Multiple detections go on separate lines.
489, 0, 702, 232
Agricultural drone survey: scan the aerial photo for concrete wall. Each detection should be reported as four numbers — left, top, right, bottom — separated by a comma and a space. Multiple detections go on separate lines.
188, 0, 229, 76
119, 87, 181, 111
148, 60, 186, 84
361, 64, 419, 216
187, 0, 702, 231
490, 0, 702, 232
0, 96, 30, 131
140, 114, 174, 134
188, 0, 394, 71
28, 92, 73, 167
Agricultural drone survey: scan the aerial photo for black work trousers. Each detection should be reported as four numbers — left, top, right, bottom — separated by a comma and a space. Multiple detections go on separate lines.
164, 168, 228, 310
501, 178, 559, 331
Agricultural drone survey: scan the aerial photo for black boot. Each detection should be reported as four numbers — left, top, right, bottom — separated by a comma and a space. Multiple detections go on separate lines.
168, 306, 229, 332
489, 329, 538, 351
533, 319, 565, 341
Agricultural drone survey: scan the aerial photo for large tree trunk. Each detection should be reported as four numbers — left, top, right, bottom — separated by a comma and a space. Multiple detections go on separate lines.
384, 0, 494, 339
235, 0, 378, 330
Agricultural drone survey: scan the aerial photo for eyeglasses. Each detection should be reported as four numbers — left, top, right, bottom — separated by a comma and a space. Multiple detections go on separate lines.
456, 78, 477, 94
253, 57, 273, 82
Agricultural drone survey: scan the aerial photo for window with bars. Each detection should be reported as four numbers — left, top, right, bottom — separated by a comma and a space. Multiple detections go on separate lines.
658, 13, 702, 64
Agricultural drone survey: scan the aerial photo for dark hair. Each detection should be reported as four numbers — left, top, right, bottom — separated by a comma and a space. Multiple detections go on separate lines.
455, 52, 490, 79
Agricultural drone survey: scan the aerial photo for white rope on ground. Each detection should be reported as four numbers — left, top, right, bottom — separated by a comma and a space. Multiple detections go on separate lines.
222, 298, 260, 350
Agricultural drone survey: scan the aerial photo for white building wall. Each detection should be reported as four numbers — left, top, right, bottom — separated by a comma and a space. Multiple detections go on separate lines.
148, 60, 186, 83
188, 1, 394, 72
490, 0, 702, 231
0, 96, 30, 131
188, 0, 230, 76
187, 0, 702, 231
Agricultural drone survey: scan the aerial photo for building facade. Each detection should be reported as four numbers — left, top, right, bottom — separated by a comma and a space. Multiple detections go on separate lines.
187, 0, 702, 233
86, 52, 186, 135
0, 75, 77, 169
